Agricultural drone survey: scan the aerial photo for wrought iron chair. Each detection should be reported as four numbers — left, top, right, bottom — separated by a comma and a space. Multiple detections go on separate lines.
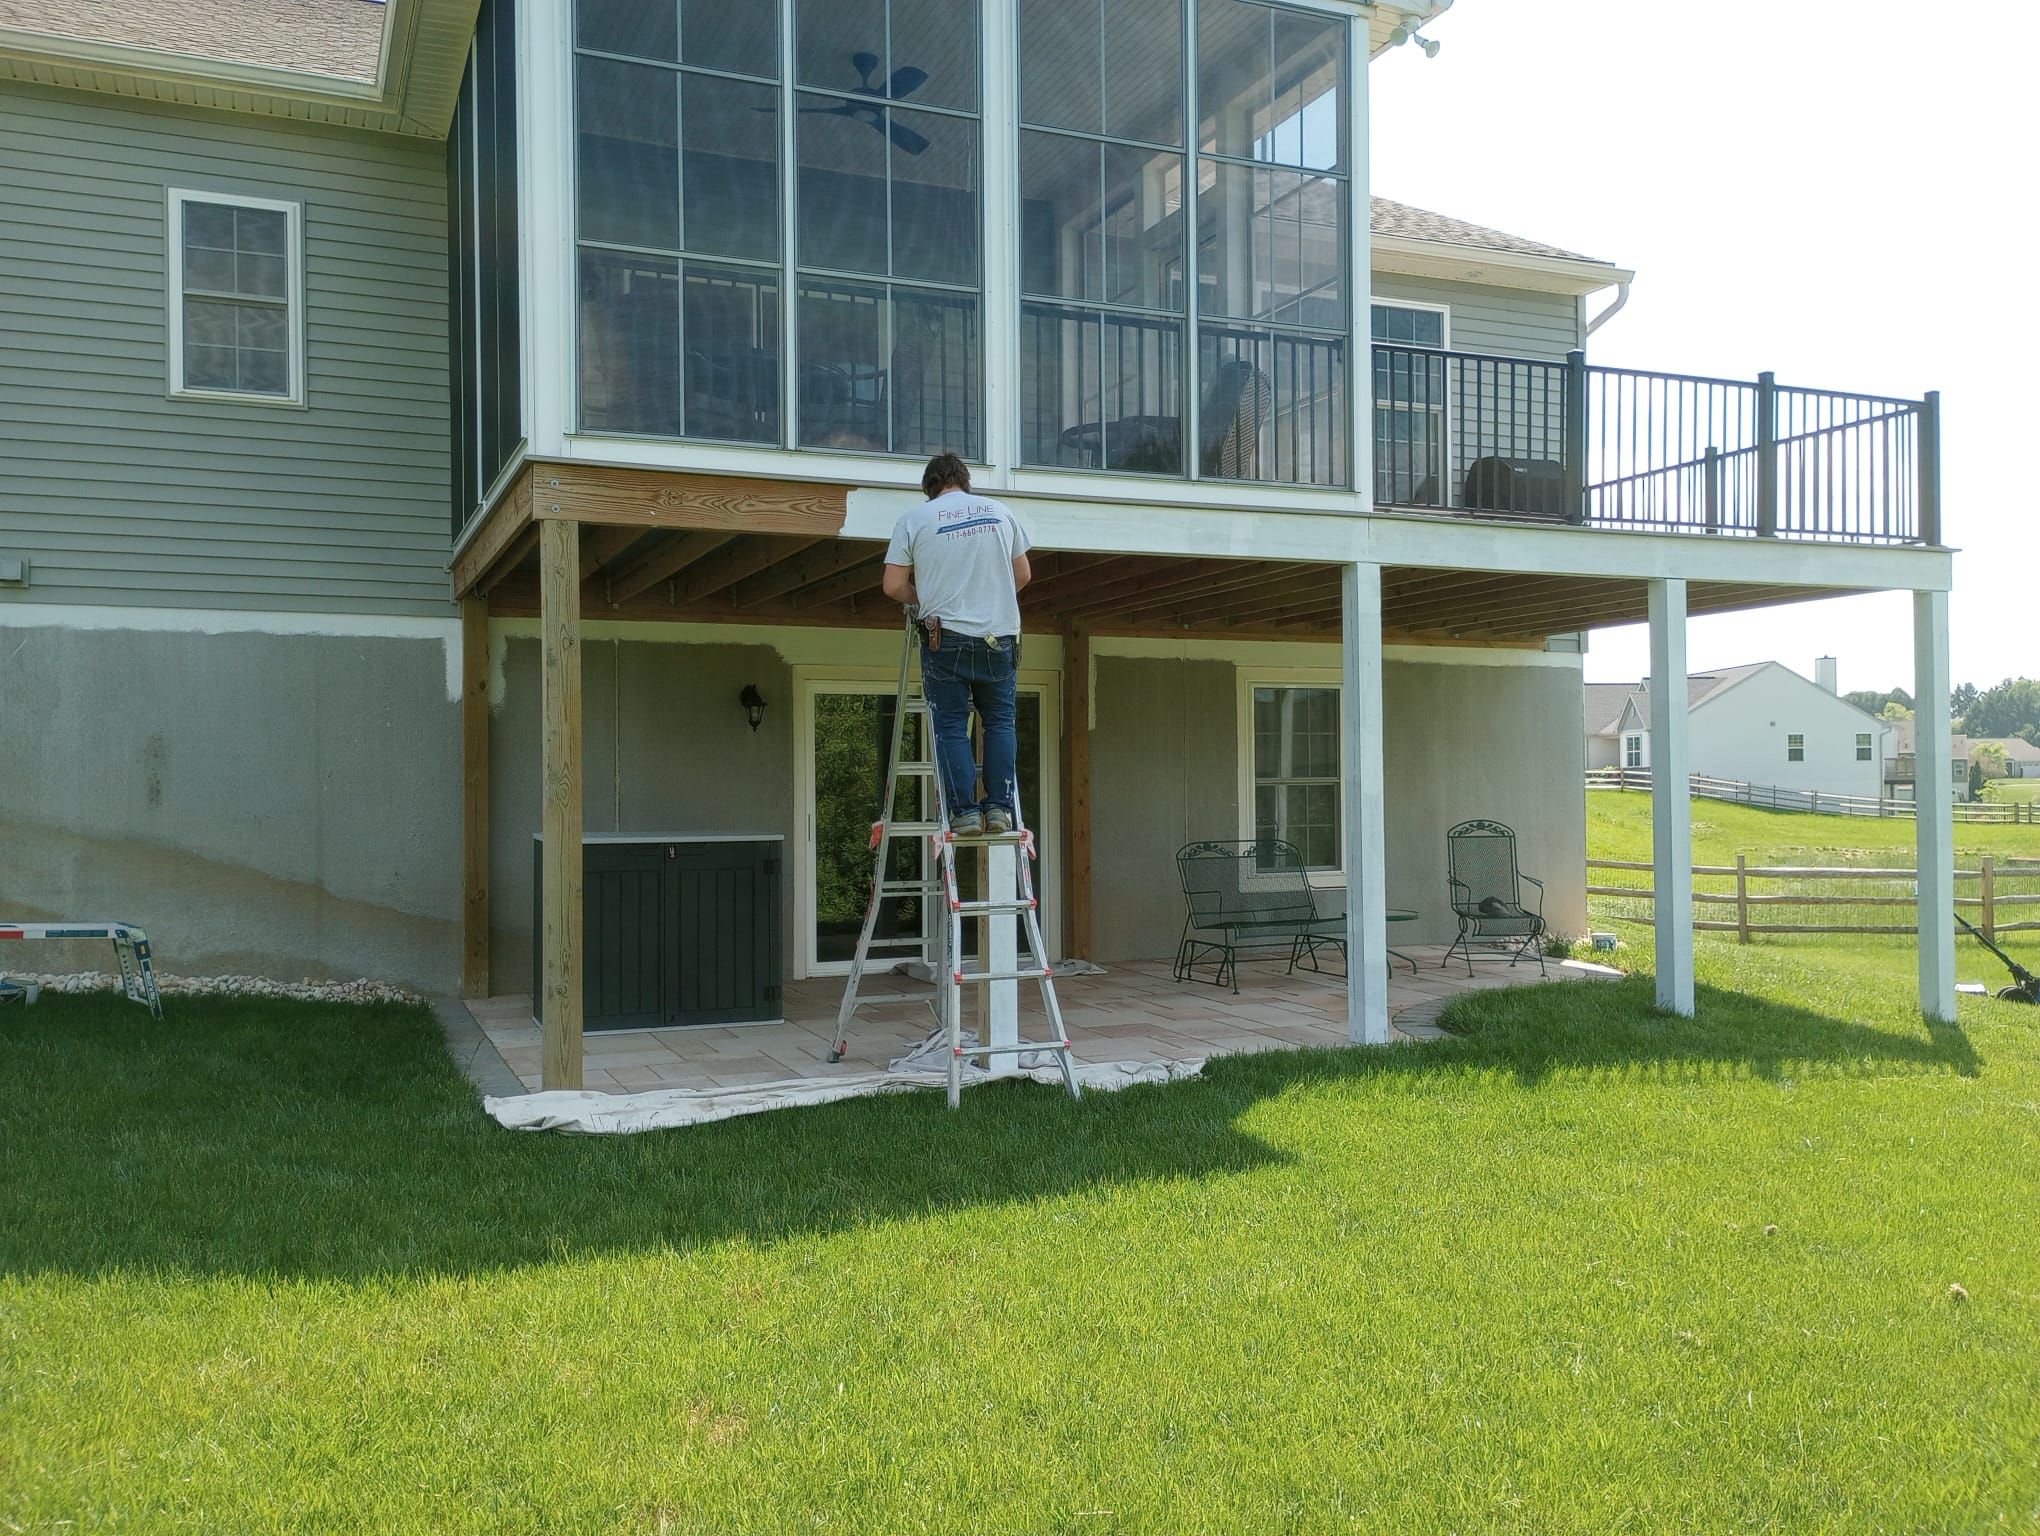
1174, 839, 1326, 993
1443, 819, 1547, 977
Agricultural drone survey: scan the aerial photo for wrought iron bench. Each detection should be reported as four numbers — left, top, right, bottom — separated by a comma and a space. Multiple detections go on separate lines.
1173, 839, 1328, 993
1444, 819, 1547, 976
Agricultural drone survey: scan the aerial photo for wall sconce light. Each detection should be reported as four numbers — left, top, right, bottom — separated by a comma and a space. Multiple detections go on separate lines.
739, 684, 767, 733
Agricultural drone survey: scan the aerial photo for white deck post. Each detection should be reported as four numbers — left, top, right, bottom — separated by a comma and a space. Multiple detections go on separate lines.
1342, 561, 1389, 1045
1913, 588, 1956, 1020
987, 843, 1020, 1065
1648, 577, 1695, 1015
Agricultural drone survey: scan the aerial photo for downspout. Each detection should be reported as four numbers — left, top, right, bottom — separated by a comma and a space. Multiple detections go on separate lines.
1586, 281, 1631, 337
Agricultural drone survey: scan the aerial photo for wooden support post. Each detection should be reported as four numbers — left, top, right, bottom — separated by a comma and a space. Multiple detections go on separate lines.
540, 519, 584, 1091
1062, 621, 1093, 961
1981, 854, 1996, 942
460, 595, 491, 997
1735, 854, 1750, 944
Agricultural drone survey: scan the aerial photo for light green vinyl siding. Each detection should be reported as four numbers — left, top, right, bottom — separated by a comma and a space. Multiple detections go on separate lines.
1369, 272, 1583, 361
0, 82, 451, 617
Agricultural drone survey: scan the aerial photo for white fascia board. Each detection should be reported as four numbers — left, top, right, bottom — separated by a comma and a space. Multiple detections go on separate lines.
843, 488, 1956, 594
1371, 234, 1634, 298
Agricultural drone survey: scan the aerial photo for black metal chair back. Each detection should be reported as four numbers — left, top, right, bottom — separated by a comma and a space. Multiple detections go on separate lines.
1177, 839, 1320, 929
1446, 819, 1524, 913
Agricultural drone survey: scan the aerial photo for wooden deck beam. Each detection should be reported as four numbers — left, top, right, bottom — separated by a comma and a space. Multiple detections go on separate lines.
451, 466, 533, 598
539, 519, 583, 1092
460, 595, 491, 999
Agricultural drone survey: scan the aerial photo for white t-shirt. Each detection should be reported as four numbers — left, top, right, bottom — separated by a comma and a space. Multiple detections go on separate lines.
884, 488, 1031, 639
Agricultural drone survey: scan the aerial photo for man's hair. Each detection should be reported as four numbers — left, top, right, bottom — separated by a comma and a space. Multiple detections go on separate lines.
921, 452, 971, 498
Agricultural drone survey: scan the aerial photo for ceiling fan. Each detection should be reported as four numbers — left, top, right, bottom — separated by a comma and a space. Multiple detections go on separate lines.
799, 52, 932, 154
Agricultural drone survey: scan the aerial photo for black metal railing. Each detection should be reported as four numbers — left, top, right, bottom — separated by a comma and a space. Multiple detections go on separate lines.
1370, 344, 1940, 546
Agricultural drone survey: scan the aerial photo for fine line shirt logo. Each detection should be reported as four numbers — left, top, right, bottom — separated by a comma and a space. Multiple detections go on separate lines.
936, 501, 1001, 540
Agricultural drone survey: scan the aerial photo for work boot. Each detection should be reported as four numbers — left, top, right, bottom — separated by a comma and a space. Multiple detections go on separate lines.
984, 806, 1014, 835
949, 810, 983, 838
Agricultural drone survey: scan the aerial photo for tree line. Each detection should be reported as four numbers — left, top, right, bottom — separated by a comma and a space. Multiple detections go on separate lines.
1845, 678, 2040, 745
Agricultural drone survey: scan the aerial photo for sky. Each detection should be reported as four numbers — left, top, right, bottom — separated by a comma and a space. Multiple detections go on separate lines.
1369, 1, 2039, 699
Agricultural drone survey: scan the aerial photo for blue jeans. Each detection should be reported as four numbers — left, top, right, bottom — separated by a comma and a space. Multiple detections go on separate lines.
921, 633, 1019, 821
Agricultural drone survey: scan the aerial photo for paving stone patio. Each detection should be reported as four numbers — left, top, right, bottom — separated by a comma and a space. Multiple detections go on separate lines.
468, 946, 1615, 1096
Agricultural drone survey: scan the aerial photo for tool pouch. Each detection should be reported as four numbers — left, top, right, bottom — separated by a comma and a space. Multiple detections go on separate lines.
921, 616, 943, 652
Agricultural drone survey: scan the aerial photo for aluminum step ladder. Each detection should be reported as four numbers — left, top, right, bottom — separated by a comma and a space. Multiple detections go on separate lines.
830, 612, 1080, 1109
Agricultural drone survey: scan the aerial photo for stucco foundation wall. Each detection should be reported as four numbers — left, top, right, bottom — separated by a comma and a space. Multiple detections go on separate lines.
1381, 659, 1589, 947
1087, 649, 1589, 962
487, 634, 796, 996
0, 623, 460, 988
1089, 657, 1240, 963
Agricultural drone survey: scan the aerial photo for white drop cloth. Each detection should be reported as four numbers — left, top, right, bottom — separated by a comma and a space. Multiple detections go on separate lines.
484, 1056, 1206, 1135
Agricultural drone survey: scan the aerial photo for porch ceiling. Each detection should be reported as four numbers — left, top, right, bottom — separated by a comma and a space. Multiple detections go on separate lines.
479, 526, 1857, 643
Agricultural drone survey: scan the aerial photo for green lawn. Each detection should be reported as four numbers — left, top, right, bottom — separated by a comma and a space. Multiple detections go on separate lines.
7, 930, 2040, 1531
1583, 790, 2040, 960
1981, 779, 2040, 806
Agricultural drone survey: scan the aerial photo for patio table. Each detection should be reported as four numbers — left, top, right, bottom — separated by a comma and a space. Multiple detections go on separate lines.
1289, 908, 1419, 979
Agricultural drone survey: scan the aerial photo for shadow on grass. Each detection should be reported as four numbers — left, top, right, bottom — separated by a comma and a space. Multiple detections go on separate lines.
1434, 973, 1983, 1087
0, 978, 1982, 1282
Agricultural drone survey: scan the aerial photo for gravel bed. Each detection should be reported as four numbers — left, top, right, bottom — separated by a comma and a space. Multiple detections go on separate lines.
0, 971, 423, 1005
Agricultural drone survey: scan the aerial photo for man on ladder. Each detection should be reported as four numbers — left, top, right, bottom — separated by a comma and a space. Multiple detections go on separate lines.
827, 452, 1078, 1107
880, 452, 1030, 838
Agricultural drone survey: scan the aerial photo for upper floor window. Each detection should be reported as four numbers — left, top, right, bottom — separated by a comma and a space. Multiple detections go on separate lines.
1371, 300, 1447, 504
1856, 732, 1873, 761
167, 189, 302, 405
1019, 0, 1349, 486
1787, 733, 1805, 762
573, 0, 982, 456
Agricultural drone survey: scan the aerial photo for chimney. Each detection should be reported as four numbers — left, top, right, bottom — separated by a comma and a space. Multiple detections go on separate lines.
1815, 656, 1838, 694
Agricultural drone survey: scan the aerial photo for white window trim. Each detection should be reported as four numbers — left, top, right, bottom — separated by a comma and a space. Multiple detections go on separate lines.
791, 663, 1062, 979
1368, 296, 1451, 351
1623, 732, 1646, 770
1236, 666, 1344, 886
165, 187, 306, 408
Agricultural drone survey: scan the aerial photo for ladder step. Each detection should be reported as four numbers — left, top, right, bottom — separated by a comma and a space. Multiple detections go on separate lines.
878, 880, 942, 897
884, 822, 944, 836
895, 763, 936, 776
952, 1040, 1074, 1057
940, 831, 1030, 846
952, 967, 1053, 983
950, 898, 1036, 915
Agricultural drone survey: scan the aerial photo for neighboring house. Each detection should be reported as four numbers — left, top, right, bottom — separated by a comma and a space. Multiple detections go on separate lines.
1586, 658, 1893, 801
1884, 719, 1974, 802
1967, 736, 2040, 780
0, 0, 1962, 1079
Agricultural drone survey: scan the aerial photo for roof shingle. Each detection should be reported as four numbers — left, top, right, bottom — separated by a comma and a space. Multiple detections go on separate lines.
1371, 196, 1608, 265
0, 0, 387, 83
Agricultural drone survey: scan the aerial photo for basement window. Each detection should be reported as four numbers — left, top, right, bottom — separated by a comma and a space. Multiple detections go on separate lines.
1787, 733, 1805, 762
167, 189, 303, 406
1240, 674, 1342, 876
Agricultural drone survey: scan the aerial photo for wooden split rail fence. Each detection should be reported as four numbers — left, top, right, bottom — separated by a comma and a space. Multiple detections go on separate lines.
1587, 855, 2040, 940
1586, 768, 2039, 824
